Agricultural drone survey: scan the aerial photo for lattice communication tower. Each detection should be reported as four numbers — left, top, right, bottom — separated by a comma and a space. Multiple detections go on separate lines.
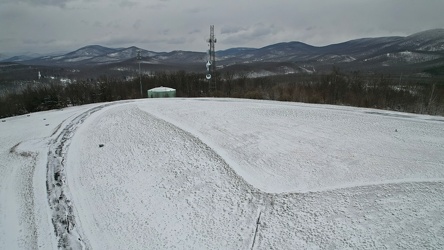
206, 25, 217, 92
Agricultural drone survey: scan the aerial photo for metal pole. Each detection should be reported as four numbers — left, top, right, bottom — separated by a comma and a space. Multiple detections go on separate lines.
139, 61, 142, 97
137, 50, 142, 98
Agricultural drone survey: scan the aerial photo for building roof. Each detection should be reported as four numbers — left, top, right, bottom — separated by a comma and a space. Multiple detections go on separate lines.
149, 86, 176, 92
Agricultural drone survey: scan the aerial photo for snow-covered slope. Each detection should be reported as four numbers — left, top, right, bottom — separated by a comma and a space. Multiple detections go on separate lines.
0, 104, 101, 249
22, 45, 160, 65
138, 99, 444, 193
399, 29, 444, 51
1, 98, 444, 249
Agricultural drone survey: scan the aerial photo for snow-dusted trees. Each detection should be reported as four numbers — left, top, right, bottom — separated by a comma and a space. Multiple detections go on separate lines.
0, 69, 443, 118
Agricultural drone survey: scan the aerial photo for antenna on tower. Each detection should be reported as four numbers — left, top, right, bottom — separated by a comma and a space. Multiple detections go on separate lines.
206, 25, 217, 93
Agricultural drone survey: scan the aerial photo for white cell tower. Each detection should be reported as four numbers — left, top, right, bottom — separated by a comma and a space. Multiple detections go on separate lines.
206, 25, 217, 92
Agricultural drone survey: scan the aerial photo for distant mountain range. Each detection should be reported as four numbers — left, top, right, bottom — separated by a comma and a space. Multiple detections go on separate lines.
2, 29, 444, 76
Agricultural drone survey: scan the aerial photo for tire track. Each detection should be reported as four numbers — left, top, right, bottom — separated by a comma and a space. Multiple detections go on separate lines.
46, 104, 113, 249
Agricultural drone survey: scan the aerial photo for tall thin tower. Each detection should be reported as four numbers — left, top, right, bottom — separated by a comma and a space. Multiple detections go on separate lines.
137, 50, 142, 97
206, 25, 217, 93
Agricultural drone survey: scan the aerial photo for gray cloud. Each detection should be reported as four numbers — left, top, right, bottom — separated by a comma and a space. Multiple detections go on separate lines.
3, 0, 76, 8
188, 29, 201, 35
119, 0, 138, 8
1, 0, 444, 55
23, 38, 56, 45
157, 29, 170, 36
222, 23, 280, 46
164, 37, 186, 45
133, 19, 142, 30
186, 7, 206, 14
93, 21, 103, 28
220, 26, 248, 35
146, 3, 165, 10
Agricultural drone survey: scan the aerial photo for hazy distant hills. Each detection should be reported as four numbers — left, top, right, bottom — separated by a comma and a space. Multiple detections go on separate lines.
2, 29, 444, 76
217, 29, 444, 74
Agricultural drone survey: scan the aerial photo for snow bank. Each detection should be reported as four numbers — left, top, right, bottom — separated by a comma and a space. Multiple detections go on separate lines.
0, 104, 101, 249
66, 104, 262, 249
137, 98, 444, 193
1, 98, 444, 249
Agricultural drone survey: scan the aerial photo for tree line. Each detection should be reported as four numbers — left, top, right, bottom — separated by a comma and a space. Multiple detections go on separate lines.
1, 68, 443, 118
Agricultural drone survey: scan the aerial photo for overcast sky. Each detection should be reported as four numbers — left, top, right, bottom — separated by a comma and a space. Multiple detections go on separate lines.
1, 0, 443, 56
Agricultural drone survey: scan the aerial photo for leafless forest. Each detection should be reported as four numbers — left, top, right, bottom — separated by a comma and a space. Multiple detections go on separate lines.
1, 68, 443, 118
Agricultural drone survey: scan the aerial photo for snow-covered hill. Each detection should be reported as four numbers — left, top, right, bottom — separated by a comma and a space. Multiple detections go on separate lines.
22, 45, 161, 66
3, 29, 444, 75
218, 29, 444, 73
399, 29, 444, 51
1, 98, 444, 249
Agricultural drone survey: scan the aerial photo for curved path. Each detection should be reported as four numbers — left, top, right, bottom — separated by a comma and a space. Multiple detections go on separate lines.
46, 104, 115, 248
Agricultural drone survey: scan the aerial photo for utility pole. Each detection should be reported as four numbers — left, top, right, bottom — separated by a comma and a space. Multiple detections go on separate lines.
137, 50, 142, 98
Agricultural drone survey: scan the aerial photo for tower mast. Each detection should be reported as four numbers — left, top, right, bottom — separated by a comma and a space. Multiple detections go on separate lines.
206, 25, 217, 93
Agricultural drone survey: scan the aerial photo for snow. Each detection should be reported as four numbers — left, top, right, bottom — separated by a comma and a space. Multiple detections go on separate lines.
299, 66, 315, 74
1, 98, 444, 249
52, 56, 65, 60
139, 99, 444, 193
0, 104, 99, 249
317, 54, 356, 63
247, 70, 275, 78
149, 86, 176, 92
64, 56, 93, 62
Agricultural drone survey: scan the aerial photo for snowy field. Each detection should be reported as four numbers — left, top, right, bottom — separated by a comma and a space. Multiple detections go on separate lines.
1, 98, 444, 249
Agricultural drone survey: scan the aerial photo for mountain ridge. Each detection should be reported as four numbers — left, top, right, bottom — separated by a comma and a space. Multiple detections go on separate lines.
2, 29, 444, 75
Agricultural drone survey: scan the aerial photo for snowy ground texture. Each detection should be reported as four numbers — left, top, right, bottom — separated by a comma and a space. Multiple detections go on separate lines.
1, 98, 444, 249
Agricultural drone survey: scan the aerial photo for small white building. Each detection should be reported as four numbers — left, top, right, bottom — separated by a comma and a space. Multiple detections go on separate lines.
147, 86, 176, 98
